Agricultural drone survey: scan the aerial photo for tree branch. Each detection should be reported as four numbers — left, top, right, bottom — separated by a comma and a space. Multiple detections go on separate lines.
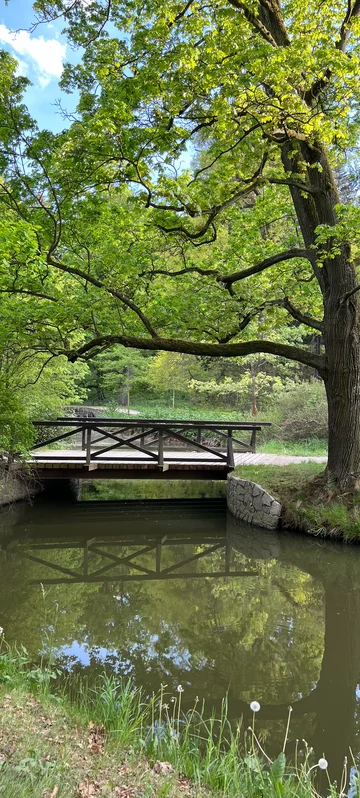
188, 123, 260, 185
218, 248, 312, 287
226, 0, 279, 46
0, 287, 58, 302
339, 283, 360, 306
144, 265, 218, 279
67, 334, 326, 374
283, 297, 324, 331
338, 0, 360, 51
171, 0, 196, 24
304, 0, 360, 104
47, 257, 159, 339
268, 178, 320, 195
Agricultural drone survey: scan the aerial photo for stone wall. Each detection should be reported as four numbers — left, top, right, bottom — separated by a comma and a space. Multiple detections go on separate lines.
227, 474, 282, 529
0, 472, 40, 507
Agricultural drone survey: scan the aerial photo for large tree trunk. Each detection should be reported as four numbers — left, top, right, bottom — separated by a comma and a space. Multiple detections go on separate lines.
324, 300, 360, 489
282, 139, 360, 489
250, 362, 258, 416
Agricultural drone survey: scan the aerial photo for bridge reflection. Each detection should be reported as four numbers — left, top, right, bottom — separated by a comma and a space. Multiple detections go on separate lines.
0, 500, 257, 584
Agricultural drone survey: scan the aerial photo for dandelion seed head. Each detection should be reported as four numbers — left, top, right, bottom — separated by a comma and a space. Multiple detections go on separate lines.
318, 758, 328, 770
250, 701, 261, 713
0, 627, 3, 636
177, 685, 184, 693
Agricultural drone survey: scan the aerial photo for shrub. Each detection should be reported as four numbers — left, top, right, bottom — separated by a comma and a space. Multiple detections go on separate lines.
270, 382, 328, 442
0, 387, 34, 458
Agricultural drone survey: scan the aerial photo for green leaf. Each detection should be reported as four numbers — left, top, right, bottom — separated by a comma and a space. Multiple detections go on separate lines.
270, 752, 286, 784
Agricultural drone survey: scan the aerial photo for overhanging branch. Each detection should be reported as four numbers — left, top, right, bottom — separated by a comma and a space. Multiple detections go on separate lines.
219, 248, 312, 287
283, 297, 324, 331
67, 334, 326, 374
47, 257, 159, 339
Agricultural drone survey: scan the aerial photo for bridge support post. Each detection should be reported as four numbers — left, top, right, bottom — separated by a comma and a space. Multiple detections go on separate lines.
227, 429, 235, 468
158, 429, 164, 468
250, 428, 257, 453
86, 427, 92, 467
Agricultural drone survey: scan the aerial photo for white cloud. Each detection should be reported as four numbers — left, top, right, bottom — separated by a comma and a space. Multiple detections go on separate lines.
15, 58, 29, 77
0, 25, 67, 86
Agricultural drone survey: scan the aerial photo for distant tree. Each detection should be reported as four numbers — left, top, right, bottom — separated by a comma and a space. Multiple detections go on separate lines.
147, 352, 197, 407
95, 346, 150, 412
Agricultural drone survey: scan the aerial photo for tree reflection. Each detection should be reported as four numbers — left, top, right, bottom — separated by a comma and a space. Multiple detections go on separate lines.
0, 499, 359, 781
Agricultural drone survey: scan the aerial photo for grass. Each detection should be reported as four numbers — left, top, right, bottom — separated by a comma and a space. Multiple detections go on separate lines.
0, 638, 351, 798
233, 462, 360, 541
258, 439, 327, 457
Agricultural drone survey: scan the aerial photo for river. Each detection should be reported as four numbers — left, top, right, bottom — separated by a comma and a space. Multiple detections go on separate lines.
0, 486, 359, 781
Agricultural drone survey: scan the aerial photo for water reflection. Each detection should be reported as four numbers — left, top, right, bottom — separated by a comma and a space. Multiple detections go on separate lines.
0, 498, 359, 780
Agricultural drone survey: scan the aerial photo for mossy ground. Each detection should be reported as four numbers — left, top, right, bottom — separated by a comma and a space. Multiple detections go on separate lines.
232, 463, 360, 541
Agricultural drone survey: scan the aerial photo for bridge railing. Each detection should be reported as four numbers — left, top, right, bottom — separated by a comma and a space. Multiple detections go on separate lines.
31, 418, 271, 469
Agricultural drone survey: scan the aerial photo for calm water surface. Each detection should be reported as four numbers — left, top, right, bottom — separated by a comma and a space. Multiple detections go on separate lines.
0, 491, 359, 780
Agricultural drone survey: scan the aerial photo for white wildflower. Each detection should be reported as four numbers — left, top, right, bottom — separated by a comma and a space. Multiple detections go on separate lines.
318, 758, 328, 770
250, 701, 261, 713
177, 685, 184, 693
0, 627, 3, 636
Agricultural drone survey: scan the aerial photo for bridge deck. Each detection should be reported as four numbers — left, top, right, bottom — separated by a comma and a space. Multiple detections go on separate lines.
29, 448, 327, 480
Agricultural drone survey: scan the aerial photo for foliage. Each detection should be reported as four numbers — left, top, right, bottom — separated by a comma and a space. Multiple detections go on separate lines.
1, 0, 360, 485
270, 383, 328, 442
0, 386, 34, 457
82, 479, 227, 500
0, 641, 351, 798
0, 344, 88, 455
93, 346, 151, 408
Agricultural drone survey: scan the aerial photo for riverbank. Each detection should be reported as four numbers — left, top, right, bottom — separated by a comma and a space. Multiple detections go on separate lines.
233, 463, 360, 541
0, 640, 347, 798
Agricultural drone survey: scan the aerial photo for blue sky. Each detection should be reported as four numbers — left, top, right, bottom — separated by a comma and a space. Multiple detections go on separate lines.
0, 0, 78, 131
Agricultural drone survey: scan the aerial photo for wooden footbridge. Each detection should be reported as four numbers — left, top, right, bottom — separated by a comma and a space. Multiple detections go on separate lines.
29, 417, 271, 480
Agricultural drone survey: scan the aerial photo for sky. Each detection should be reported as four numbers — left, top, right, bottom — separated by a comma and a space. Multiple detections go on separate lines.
0, 0, 78, 131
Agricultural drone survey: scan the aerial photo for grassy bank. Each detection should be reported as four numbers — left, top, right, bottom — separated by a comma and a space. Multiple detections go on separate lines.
258, 439, 327, 457
0, 639, 347, 798
233, 463, 360, 541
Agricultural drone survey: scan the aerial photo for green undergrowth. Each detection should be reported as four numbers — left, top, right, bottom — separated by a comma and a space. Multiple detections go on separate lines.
258, 439, 327, 457
0, 639, 351, 798
233, 463, 360, 541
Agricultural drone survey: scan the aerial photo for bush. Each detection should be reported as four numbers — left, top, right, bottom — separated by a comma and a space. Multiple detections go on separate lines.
270, 382, 328, 442
0, 387, 35, 458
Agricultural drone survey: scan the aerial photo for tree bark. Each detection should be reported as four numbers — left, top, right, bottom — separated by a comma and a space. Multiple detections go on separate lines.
250, 362, 258, 416
282, 139, 360, 489
324, 330, 360, 489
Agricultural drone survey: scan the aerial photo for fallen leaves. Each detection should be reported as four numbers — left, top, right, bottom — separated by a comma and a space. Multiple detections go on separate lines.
88, 721, 105, 754
177, 776, 193, 793
153, 761, 175, 775
77, 781, 100, 797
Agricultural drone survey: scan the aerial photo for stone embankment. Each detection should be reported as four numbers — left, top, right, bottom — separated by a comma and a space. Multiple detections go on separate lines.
0, 471, 40, 507
227, 473, 282, 529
